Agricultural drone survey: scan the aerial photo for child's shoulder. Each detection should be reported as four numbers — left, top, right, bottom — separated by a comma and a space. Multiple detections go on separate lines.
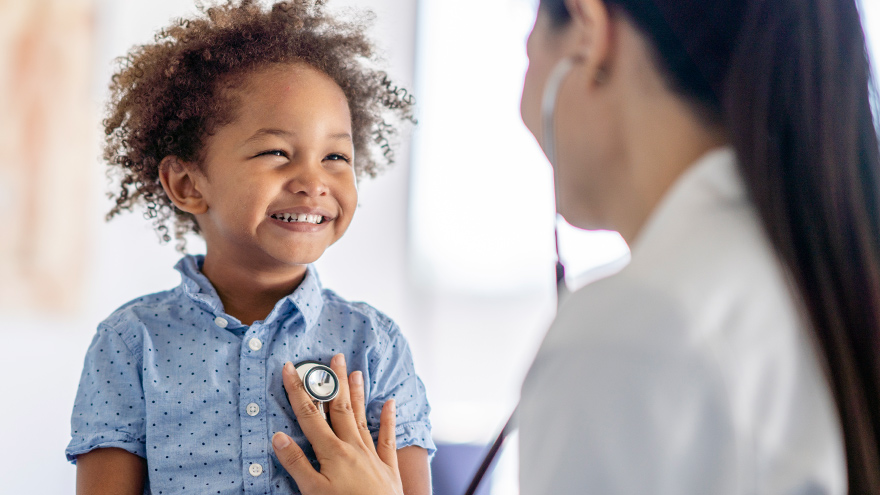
87, 286, 187, 358
99, 286, 184, 332
319, 287, 399, 337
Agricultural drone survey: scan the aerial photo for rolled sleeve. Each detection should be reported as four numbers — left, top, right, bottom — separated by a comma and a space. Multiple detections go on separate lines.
367, 324, 436, 456
66, 324, 146, 463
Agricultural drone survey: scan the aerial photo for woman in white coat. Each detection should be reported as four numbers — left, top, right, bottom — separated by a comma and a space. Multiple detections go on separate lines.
269, 0, 880, 493
516, 0, 880, 492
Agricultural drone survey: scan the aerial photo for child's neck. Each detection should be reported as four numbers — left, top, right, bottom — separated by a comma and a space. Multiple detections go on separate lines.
200, 255, 308, 326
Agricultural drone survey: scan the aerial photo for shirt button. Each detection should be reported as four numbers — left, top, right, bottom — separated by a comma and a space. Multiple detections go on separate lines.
214, 316, 228, 329
248, 338, 263, 351
246, 403, 260, 416
249, 463, 263, 477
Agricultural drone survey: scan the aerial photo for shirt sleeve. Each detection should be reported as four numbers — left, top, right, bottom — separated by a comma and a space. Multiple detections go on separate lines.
366, 322, 436, 456
518, 283, 738, 495
66, 323, 146, 463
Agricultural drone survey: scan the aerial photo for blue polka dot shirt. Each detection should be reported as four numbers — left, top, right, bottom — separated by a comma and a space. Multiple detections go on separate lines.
66, 255, 435, 494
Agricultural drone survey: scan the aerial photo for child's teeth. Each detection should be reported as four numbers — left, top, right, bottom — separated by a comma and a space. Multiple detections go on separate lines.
274, 213, 324, 224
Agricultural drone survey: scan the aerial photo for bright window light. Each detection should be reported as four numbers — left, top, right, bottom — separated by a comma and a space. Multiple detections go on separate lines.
862, 0, 880, 96
410, 0, 630, 297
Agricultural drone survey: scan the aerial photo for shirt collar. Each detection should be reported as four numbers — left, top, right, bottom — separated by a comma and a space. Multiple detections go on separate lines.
630, 146, 744, 259
174, 254, 325, 330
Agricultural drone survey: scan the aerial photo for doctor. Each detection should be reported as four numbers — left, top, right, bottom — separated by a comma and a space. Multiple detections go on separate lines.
517, 0, 880, 492
270, 0, 880, 493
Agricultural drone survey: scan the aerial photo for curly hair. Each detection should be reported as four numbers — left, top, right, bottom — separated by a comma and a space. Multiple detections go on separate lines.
103, 0, 415, 248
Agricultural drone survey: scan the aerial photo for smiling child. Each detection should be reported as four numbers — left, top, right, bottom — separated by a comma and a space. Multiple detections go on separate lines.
65, 1, 433, 494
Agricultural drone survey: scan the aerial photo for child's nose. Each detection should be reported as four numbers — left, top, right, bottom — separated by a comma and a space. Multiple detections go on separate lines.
287, 161, 330, 197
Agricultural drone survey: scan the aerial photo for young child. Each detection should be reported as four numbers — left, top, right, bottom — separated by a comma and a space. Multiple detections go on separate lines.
65, 1, 434, 493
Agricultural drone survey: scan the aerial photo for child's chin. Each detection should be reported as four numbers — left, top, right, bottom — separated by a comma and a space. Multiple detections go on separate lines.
273, 249, 325, 267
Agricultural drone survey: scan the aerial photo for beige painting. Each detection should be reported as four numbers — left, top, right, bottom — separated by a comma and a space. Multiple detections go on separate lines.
0, 0, 95, 314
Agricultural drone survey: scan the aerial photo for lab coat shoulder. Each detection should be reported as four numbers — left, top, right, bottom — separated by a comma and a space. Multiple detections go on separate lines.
519, 149, 845, 494
520, 274, 740, 495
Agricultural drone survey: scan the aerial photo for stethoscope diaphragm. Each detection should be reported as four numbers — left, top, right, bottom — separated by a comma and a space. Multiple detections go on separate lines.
294, 361, 339, 419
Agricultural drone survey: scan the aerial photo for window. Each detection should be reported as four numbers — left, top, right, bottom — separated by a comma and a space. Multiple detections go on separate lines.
410, 0, 629, 297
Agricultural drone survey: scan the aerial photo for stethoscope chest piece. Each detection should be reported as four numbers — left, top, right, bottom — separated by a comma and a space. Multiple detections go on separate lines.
294, 361, 339, 419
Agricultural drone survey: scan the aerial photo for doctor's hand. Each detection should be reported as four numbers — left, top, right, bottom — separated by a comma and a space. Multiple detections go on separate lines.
272, 354, 404, 495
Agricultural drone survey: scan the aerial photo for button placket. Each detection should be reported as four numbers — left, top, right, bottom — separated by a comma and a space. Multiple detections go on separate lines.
240, 323, 271, 493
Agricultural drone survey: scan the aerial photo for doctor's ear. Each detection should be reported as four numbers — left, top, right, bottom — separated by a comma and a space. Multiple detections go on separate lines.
564, 0, 614, 84
158, 156, 208, 215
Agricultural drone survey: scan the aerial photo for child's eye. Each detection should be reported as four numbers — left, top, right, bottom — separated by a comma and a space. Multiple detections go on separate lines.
256, 149, 288, 158
325, 153, 351, 163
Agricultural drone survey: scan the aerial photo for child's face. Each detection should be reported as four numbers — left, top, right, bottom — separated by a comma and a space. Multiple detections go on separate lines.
193, 63, 357, 271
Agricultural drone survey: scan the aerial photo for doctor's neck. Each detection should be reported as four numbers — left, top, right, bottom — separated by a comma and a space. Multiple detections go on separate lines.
584, 17, 728, 245
612, 86, 728, 245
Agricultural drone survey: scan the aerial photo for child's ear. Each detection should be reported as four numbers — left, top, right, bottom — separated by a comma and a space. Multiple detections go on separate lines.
158, 156, 208, 215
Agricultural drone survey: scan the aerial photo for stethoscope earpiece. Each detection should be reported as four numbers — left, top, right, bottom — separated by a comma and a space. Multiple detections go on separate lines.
293, 361, 339, 420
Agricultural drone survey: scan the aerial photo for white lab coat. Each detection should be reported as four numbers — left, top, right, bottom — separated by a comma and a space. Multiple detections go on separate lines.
519, 148, 846, 494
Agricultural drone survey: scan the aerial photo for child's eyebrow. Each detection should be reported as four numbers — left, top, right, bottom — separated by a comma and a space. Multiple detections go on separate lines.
244, 128, 293, 143
243, 128, 352, 143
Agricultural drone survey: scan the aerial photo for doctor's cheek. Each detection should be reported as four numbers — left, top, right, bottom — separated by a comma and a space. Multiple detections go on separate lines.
521, 66, 546, 141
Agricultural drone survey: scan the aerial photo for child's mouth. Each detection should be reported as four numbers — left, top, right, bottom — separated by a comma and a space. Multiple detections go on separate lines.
270, 213, 327, 225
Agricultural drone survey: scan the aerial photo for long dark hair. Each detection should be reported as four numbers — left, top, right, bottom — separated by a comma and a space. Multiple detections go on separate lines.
541, 0, 880, 491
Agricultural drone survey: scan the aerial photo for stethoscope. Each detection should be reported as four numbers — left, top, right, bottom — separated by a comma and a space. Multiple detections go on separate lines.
294, 360, 340, 420
464, 56, 575, 495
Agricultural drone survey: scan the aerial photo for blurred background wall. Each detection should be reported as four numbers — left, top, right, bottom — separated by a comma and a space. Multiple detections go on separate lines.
2, 0, 880, 494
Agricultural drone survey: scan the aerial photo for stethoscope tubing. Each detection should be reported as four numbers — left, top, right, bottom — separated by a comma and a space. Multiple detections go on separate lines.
463, 57, 575, 495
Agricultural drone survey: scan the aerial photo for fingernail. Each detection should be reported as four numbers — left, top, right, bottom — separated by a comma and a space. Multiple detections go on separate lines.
351, 371, 363, 385
333, 353, 345, 366
390, 399, 396, 414
284, 362, 294, 374
272, 432, 291, 449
